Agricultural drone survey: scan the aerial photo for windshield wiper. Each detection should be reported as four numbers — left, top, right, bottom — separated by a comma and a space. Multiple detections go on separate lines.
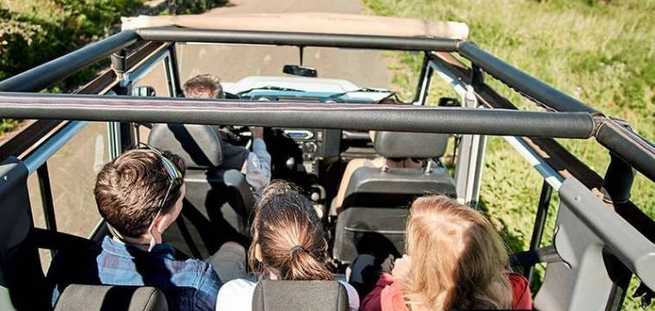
327, 88, 393, 99
237, 86, 306, 95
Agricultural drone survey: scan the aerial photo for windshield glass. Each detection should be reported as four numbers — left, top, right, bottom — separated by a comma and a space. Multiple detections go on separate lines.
174, 43, 420, 102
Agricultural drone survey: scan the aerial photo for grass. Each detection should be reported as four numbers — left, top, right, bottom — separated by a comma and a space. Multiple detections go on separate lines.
364, 0, 654, 309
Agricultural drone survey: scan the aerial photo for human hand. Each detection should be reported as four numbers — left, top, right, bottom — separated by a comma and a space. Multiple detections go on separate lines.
250, 126, 264, 139
391, 255, 412, 281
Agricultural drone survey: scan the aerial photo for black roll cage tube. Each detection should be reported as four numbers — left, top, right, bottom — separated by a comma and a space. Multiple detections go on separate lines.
0, 27, 653, 183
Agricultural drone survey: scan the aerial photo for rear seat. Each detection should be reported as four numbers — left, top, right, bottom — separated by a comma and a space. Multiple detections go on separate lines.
252, 280, 349, 311
54, 285, 168, 311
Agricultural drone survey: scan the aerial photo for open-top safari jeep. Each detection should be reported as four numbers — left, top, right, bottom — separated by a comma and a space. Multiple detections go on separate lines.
0, 13, 653, 311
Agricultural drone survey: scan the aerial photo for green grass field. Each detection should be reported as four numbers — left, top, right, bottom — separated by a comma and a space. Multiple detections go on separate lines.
364, 0, 654, 309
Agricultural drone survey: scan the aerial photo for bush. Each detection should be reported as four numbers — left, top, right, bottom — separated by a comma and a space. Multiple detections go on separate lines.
0, 1, 144, 86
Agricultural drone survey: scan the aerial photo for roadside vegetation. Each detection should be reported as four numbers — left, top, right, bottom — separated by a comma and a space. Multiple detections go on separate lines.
0, 0, 227, 136
364, 0, 654, 309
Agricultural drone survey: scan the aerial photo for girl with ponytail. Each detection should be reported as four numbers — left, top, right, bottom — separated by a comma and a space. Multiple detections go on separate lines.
216, 181, 360, 311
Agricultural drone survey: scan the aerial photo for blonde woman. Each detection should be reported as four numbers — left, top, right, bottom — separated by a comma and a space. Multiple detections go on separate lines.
360, 195, 532, 310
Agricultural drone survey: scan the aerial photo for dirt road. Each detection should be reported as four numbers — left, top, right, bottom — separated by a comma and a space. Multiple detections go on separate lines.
29, 0, 391, 269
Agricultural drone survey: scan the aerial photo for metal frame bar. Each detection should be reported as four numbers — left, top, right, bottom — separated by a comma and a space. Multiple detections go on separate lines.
22, 121, 88, 174
457, 41, 597, 113
456, 42, 655, 182
0, 93, 596, 139
36, 163, 57, 258
504, 137, 564, 190
137, 27, 461, 52
602, 154, 637, 310
0, 31, 139, 92
167, 43, 183, 97
525, 180, 553, 282
414, 52, 431, 105
0, 28, 650, 181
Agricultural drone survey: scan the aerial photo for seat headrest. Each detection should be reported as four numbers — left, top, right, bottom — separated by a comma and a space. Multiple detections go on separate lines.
54, 285, 168, 311
374, 131, 448, 158
148, 124, 223, 169
252, 280, 348, 311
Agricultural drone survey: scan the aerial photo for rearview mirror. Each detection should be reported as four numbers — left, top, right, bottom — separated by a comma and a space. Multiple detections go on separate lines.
132, 86, 156, 97
283, 65, 317, 78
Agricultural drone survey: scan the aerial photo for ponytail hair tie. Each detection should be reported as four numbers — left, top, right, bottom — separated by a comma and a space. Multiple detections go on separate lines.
289, 245, 305, 255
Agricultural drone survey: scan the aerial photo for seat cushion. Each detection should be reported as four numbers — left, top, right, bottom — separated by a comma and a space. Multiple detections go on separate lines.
54, 285, 168, 311
252, 280, 348, 311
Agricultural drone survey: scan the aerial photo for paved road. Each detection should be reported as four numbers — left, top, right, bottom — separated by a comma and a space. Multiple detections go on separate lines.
29, 0, 391, 269
140, 0, 392, 93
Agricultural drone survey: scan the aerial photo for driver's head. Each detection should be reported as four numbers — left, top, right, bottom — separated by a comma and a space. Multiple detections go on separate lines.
94, 148, 186, 246
183, 74, 224, 99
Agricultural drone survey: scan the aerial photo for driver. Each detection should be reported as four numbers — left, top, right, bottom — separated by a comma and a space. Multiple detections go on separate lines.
183, 74, 271, 192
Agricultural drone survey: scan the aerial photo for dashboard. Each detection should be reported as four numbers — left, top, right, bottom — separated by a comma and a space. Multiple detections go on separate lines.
283, 129, 340, 159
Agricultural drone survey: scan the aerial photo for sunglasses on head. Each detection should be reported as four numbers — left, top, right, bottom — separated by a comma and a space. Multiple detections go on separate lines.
137, 143, 184, 211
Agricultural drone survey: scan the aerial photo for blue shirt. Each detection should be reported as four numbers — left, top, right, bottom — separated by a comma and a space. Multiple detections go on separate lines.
49, 236, 221, 311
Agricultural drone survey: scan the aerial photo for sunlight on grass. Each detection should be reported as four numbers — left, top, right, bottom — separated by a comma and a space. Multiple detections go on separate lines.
364, 0, 654, 309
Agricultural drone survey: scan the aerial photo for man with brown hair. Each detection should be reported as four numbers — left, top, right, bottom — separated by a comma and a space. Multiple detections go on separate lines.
48, 147, 221, 311
183, 74, 224, 98
183, 74, 271, 192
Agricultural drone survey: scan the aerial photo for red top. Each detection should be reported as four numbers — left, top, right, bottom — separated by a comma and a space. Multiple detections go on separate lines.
361, 272, 533, 311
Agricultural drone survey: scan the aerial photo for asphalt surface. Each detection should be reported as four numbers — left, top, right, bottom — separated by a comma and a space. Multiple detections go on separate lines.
29, 0, 391, 269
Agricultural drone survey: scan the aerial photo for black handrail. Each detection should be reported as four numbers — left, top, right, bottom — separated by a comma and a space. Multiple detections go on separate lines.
0, 31, 139, 92
456, 41, 655, 182
0, 93, 595, 139
136, 27, 461, 52
457, 41, 597, 113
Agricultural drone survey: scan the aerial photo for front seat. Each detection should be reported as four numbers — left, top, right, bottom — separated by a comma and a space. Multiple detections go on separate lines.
54, 285, 168, 311
333, 131, 456, 263
148, 124, 255, 258
252, 280, 349, 311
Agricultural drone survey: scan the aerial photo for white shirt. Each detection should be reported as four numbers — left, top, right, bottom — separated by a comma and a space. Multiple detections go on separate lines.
241, 138, 272, 193
216, 278, 360, 311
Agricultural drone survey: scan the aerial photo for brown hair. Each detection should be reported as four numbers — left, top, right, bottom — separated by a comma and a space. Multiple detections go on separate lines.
94, 149, 186, 238
183, 74, 224, 98
248, 181, 333, 281
402, 195, 513, 311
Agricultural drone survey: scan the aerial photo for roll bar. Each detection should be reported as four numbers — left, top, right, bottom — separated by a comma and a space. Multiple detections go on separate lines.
0, 28, 653, 181
0, 31, 139, 92
0, 93, 596, 139
136, 28, 460, 52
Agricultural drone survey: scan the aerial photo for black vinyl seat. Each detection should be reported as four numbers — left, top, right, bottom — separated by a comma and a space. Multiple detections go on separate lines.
252, 280, 349, 311
54, 285, 168, 311
333, 131, 456, 263
148, 124, 255, 258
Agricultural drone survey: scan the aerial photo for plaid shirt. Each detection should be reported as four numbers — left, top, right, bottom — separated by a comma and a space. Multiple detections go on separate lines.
50, 236, 220, 311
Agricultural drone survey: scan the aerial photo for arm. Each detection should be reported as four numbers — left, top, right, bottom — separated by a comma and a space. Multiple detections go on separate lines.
241, 128, 272, 193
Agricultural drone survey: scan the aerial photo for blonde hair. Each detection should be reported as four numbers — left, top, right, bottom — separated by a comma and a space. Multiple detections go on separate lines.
401, 195, 513, 310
